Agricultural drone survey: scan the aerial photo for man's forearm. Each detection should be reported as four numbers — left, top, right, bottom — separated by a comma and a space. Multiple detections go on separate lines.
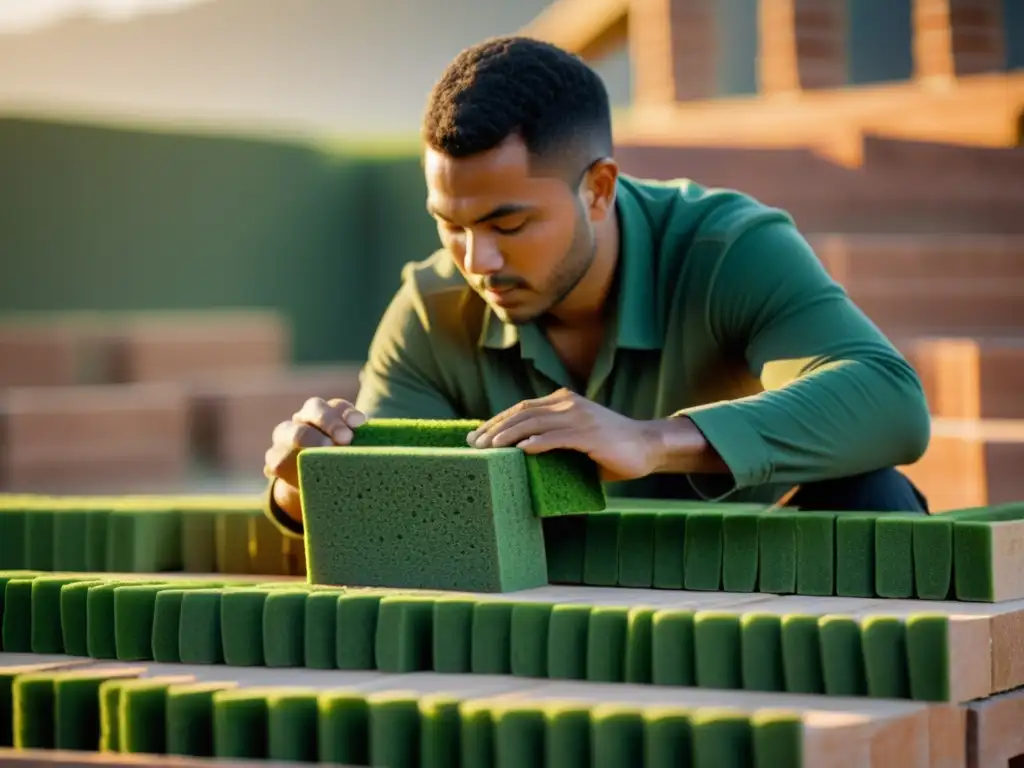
647, 416, 730, 475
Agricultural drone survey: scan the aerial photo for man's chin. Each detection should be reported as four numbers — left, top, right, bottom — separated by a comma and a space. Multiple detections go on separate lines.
491, 303, 541, 326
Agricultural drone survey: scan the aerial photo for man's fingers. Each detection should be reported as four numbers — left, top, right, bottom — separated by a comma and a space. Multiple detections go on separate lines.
517, 428, 588, 454
295, 397, 355, 444
467, 390, 567, 443
487, 413, 576, 448
328, 398, 367, 428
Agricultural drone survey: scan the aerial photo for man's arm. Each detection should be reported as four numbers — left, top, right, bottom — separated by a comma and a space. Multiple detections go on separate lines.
665, 220, 930, 495
264, 280, 458, 537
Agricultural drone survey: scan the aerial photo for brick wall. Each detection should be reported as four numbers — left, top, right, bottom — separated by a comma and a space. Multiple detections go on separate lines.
913, 0, 1007, 79
629, 0, 718, 103
759, 0, 848, 93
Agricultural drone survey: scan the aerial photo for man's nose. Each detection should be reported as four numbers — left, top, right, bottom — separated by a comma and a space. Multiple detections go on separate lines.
464, 231, 504, 276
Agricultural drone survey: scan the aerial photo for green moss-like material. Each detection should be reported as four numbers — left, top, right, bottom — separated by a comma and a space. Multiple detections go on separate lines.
795, 512, 835, 596
694, 611, 742, 689
874, 516, 916, 598
616, 512, 656, 587
835, 514, 877, 597
683, 511, 723, 591
912, 517, 954, 600
351, 418, 606, 516
721, 512, 759, 592
582, 512, 620, 586
586, 606, 629, 683
299, 446, 547, 593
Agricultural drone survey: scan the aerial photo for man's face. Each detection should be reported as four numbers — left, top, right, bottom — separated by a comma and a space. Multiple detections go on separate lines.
424, 135, 597, 325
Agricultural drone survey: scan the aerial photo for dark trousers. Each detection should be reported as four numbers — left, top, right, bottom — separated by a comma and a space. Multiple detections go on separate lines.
656, 467, 930, 513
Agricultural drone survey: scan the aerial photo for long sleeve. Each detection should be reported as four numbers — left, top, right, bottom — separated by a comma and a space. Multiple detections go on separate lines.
677, 221, 931, 491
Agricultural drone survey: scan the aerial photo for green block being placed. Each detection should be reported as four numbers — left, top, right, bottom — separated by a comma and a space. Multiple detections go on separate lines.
912, 516, 954, 600
299, 446, 547, 593
875, 515, 916, 598
351, 418, 607, 516
835, 514, 877, 597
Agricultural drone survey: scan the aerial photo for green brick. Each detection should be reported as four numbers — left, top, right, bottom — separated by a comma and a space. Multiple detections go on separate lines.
952, 505, 1024, 601
336, 592, 381, 670
591, 704, 644, 768
318, 691, 369, 765
758, 513, 797, 594
912, 516, 954, 600
690, 710, 753, 768
420, 694, 461, 768
542, 516, 586, 584
651, 512, 687, 589
299, 446, 547, 592
694, 611, 742, 689
795, 512, 835, 596
471, 600, 513, 675
220, 589, 268, 667
263, 590, 307, 668
0, 511, 27, 569
616, 512, 656, 587
683, 511, 723, 591
547, 604, 591, 680
861, 615, 911, 699
375, 595, 434, 673
368, 692, 420, 768
780, 614, 825, 694
3, 578, 35, 652
625, 607, 656, 684
304, 589, 343, 669
583, 512, 620, 586
586, 606, 629, 683
432, 597, 476, 674
740, 613, 785, 692
643, 707, 691, 768
835, 513, 877, 597
53, 510, 90, 572
875, 515, 916, 598
510, 602, 551, 678
721, 512, 759, 592
166, 681, 239, 757
105, 509, 183, 572
819, 615, 866, 696
25, 510, 56, 571
32, 576, 86, 654
651, 609, 695, 687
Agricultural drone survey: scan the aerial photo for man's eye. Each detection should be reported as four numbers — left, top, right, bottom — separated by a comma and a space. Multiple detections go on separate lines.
493, 221, 527, 236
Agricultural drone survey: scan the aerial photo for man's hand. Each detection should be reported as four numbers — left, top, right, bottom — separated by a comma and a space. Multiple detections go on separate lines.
466, 388, 672, 482
263, 397, 366, 522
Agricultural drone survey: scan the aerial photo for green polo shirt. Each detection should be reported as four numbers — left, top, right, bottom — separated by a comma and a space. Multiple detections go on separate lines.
266, 174, 930, 536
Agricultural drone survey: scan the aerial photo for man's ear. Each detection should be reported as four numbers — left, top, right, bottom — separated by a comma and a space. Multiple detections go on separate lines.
582, 158, 619, 223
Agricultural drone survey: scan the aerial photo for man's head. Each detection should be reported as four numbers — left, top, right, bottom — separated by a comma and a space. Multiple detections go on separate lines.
422, 36, 619, 325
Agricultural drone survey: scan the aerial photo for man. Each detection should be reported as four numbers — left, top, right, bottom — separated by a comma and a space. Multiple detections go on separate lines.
263, 36, 931, 538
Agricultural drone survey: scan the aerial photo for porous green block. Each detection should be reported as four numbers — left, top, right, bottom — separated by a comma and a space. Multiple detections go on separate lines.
493, 704, 545, 767
906, 614, 954, 701
220, 589, 267, 666
510, 601, 551, 678
25, 510, 56, 571
264, 691, 317, 762
166, 682, 239, 757
912, 517, 954, 600
795, 512, 836, 596
543, 515, 587, 584
651, 512, 687, 589
119, 679, 181, 754
12, 673, 55, 748
751, 711, 804, 768
432, 597, 476, 673
0, 511, 27, 569
721, 512, 760, 592
213, 689, 268, 758
152, 589, 189, 663
106, 509, 183, 572
740, 613, 784, 692
59, 580, 103, 657
625, 607, 656, 684
368, 692, 420, 768
178, 589, 224, 664
951, 505, 1024, 601
780, 614, 825, 694
835, 513, 877, 597
545, 703, 590, 768
3, 578, 35, 652
375, 595, 434, 673
583, 512, 620, 586
263, 590, 307, 667
591, 705, 644, 768
420, 694, 461, 768
53, 510, 90, 572
587, 606, 629, 683
85, 511, 110, 572
336, 592, 382, 670
875, 515, 916, 598
694, 611, 742, 689
318, 691, 369, 765
818, 615, 867, 696
114, 584, 176, 661
87, 582, 128, 660
471, 600, 513, 675
98, 678, 121, 752
305, 589, 343, 669
460, 700, 494, 768
54, 671, 137, 751
616, 512, 656, 587
643, 708, 691, 768
758, 513, 797, 594
547, 603, 592, 679
683, 511, 723, 591
180, 511, 218, 573
861, 615, 911, 699
651, 609, 696, 686
32, 576, 85, 654
299, 446, 547, 592
351, 417, 607, 516
690, 709, 753, 768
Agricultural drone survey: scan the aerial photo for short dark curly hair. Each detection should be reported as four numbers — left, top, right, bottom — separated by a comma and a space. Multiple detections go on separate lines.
422, 36, 613, 179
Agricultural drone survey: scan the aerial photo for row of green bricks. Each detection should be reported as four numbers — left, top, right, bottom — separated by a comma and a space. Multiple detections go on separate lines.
543, 501, 1024, 603
1, 662, 865, 768
0, 494, 301, 576
0, 573, 968, 703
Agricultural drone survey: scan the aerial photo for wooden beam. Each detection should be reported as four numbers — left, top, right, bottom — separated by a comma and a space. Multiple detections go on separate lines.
518, 0, 629, 62
628, 0, 718, 104
913, 0, 1007, 81
759, 0, 849, 94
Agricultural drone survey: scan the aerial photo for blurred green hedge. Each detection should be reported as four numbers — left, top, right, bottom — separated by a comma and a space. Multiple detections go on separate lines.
0, 116, 439, 363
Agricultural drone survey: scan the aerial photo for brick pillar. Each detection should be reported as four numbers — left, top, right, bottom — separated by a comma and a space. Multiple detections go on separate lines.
758, 0, 848, 94
629, 0, 718, 104
913, 0, 1006, 79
